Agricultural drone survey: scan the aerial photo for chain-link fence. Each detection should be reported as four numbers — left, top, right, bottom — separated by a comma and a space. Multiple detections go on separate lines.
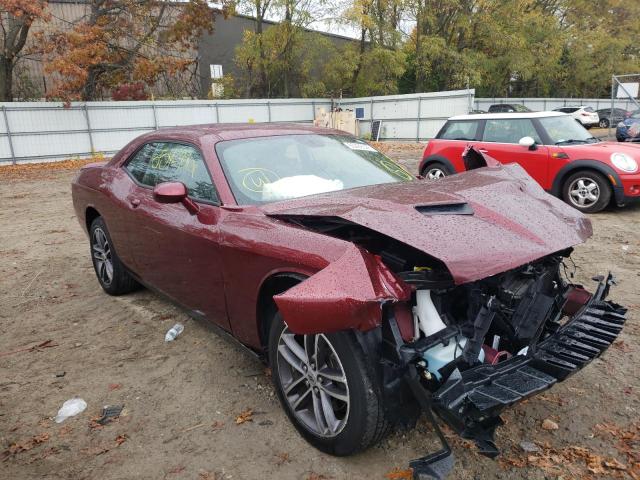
609, 74, 640, 138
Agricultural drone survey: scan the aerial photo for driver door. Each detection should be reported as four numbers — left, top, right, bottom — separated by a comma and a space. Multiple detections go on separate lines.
120, 141, 229, 330
477, 118, 550, 188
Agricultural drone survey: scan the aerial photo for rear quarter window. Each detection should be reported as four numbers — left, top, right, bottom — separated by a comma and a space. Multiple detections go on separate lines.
438, 121, 479, 140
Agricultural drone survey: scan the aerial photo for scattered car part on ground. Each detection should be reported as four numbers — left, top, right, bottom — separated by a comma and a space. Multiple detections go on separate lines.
553, 106, 600, 129
72, 124, 626, 479
420, 111, 640, 213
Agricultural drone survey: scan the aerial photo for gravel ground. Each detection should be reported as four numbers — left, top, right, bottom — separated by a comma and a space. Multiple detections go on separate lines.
1, 144, 638, 480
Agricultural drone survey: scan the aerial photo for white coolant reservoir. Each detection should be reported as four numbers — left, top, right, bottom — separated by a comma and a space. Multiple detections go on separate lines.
414, 290, 447, 336
414, 289, 484, 380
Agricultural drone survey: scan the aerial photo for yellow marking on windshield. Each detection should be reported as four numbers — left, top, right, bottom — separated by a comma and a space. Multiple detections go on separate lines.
239, 167, 281, 193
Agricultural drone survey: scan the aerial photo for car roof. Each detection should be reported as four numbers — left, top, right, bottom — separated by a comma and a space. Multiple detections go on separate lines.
449, 111, 566, 121
134, 123, 348, 142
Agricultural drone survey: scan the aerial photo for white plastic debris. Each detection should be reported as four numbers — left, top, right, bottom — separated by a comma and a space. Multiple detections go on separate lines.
165, 323, 185, 342
261, 175, 343, 202
54, 398, 87, 423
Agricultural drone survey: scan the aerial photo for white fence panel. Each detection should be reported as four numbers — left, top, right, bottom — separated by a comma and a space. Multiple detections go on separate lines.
0, 90, 474, 164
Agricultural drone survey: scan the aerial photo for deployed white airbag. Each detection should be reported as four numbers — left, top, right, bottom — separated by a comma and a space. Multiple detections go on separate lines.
262, 175, 343, 201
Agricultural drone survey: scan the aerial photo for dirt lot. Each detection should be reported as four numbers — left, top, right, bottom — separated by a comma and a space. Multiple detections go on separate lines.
1, 146, 639, 480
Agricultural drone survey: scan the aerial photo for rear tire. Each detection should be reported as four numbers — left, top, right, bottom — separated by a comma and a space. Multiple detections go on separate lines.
562, 171, 611, 213
268, 313, 389, 456
421, 161, 449, 180
89, 217, 139, 295
599, 118, 609, 128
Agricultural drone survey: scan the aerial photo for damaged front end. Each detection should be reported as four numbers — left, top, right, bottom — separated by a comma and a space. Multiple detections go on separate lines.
381, 257, 625, 479
268, 157, 626, 479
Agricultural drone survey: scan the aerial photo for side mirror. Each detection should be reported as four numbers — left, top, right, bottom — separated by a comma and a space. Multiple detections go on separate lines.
154, 181, 188, 203
519, 136, 536, 150
153, 181, 199, 214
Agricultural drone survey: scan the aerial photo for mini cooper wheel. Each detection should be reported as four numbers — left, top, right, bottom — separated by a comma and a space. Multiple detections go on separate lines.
268, 313, 389, 456
89, 217, 139, 295
562, 171, 611, 213
421, 162, 448, 181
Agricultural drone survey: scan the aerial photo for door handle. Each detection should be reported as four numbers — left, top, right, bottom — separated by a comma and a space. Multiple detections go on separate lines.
129, 198, 141, 207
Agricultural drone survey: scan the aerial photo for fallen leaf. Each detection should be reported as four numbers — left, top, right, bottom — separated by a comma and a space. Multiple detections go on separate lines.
198, 471, 217, 480
613, 340, 631, 352
604, 458, 627, 471
108, 383, 122, 391
167, 465, 186, 475
4, 432, 50, 456
58, 425, 73, 438
235, 408, 253, 424
211, 421, 224, 430
542, 419, 559, 431
385, 467, 414, 479
115, 434, 127, 446
306, 474, 331, 480
274, 451, 290, 466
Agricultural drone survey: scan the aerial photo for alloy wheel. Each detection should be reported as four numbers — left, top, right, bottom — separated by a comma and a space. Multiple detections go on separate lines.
425, 167, 446, 180
276, 328, 350, 438
92, 227, 114, 286
568, 177, 600, 208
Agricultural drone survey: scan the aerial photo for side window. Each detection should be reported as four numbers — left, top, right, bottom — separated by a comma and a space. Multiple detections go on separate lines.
483, 119, 542, 144
125, 142, 219, 203
438, 121, 479, 140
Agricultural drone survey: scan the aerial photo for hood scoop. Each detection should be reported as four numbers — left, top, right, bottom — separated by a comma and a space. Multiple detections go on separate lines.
415, 203, 474, 216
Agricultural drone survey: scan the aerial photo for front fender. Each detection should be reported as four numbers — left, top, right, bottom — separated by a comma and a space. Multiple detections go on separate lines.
550, 159, 624, 203
274, 245, 411, 334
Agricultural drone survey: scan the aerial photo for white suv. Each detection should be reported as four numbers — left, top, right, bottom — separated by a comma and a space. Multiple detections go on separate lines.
553, 106, 600, 129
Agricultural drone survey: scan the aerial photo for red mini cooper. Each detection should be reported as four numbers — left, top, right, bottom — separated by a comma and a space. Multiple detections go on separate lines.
420, 112, 640, 212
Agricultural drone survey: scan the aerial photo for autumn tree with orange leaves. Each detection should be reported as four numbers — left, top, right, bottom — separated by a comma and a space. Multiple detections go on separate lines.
42, 0, 224, 101
0, 1, 49, 101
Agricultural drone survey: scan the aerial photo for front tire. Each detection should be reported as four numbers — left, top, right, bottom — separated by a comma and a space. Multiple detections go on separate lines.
562, 171, 611, 213
268, 313, 389, 456
89, 217, 139, 295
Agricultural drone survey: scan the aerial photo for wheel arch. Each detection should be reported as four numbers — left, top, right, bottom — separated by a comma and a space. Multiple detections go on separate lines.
419, 155, 456, 176
85, 206, 101, 233
256, 272, 307, 352
550, 160, 623, 204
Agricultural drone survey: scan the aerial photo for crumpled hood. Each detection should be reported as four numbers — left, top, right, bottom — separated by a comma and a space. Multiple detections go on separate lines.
262, 164, 592, 284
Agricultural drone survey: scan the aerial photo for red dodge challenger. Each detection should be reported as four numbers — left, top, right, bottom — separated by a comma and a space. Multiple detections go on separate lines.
72, 124, 625, 477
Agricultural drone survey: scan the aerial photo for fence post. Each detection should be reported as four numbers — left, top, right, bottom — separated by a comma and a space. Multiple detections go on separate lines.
416, 97, 422, 141
214, 102, 220, 123
267, 101, 271, 122
369, 98, 374, 136
311, 101, 316, 123
2, 105, 16, 164
83, 104, 95, 153
151, 102, 159, 130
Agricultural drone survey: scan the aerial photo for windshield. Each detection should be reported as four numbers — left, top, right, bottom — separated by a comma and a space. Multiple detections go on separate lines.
216, 134, 414, 205
538, 115, 597, 145
512, 104, 531, 112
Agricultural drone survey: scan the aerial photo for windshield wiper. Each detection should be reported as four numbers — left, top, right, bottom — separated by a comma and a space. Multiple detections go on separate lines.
555, 139, 588, 145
